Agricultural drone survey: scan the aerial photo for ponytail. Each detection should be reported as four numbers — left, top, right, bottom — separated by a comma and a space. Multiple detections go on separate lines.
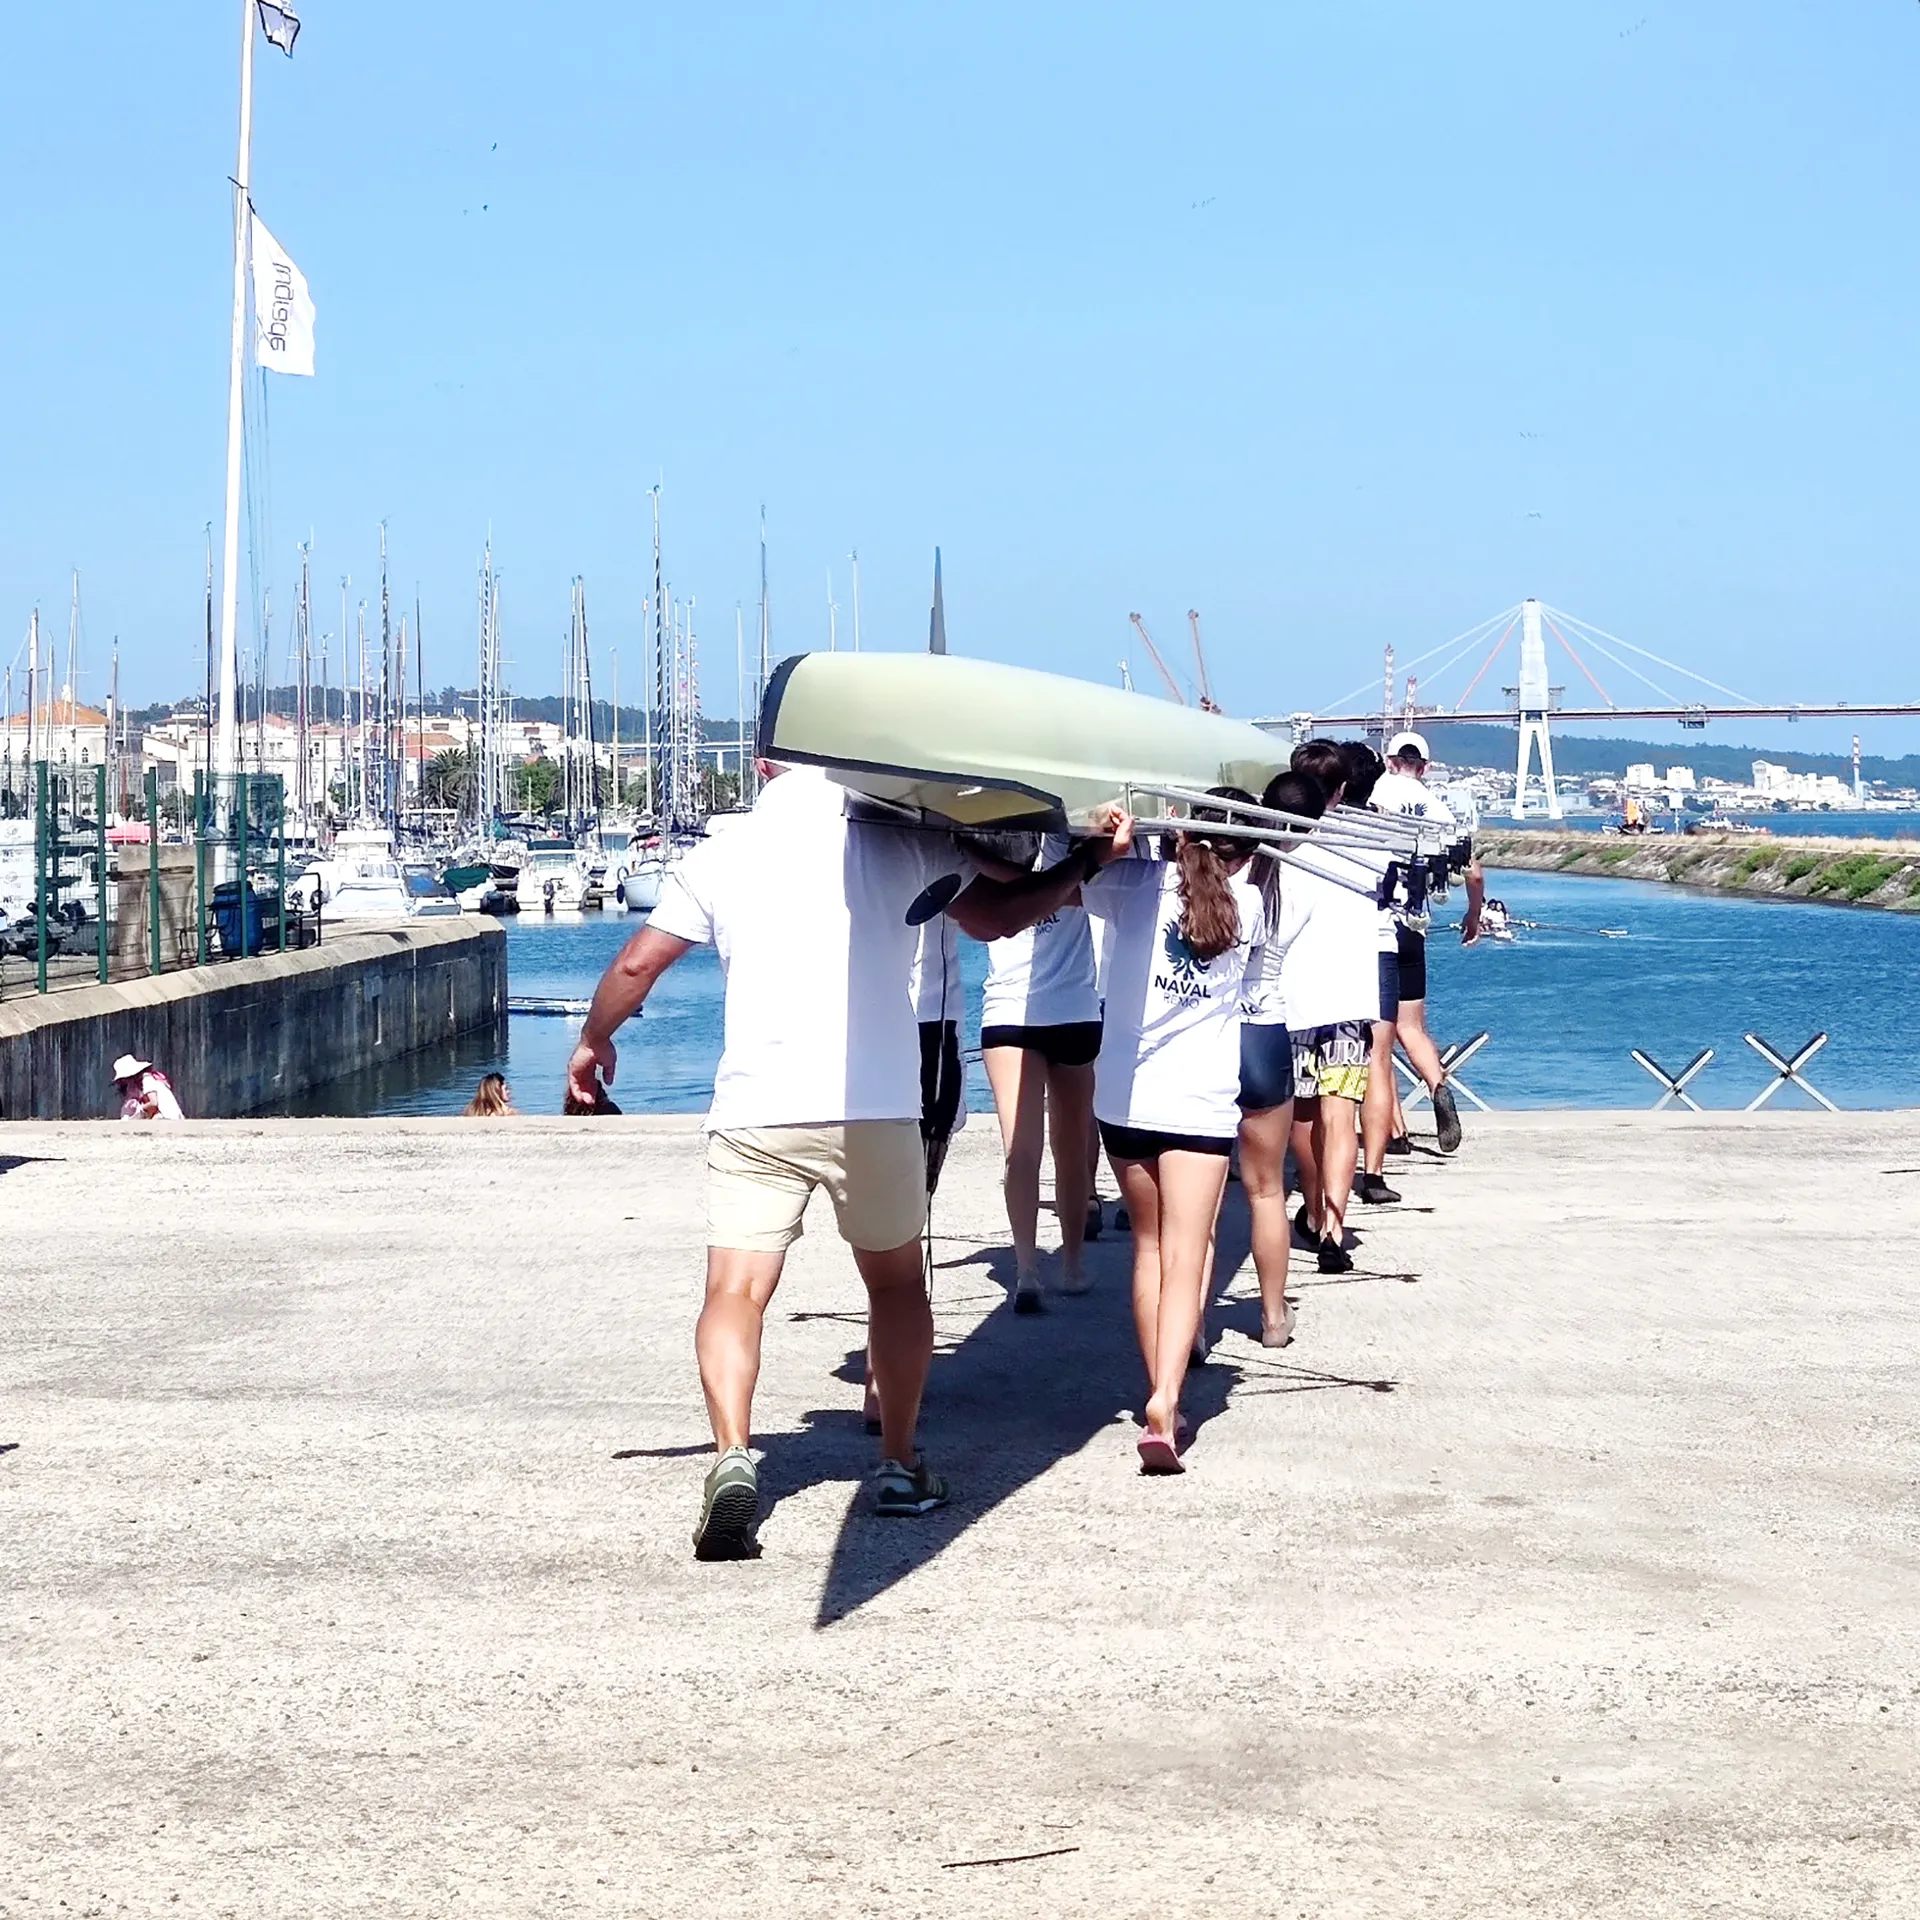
1174, 834, 1242, 962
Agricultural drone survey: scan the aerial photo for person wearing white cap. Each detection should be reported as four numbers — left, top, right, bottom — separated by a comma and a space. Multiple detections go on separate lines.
112, 1056, 183, 1122
1373, 731, 1483, 1154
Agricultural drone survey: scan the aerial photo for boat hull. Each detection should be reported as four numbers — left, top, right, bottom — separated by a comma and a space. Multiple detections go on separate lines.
758, 652, 1287, 829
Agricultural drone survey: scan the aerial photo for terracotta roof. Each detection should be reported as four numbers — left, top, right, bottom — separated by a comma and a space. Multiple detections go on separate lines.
5, 701, 109, 728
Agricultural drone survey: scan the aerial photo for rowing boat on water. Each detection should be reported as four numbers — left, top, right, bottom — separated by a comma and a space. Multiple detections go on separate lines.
758, 652, 1287, 830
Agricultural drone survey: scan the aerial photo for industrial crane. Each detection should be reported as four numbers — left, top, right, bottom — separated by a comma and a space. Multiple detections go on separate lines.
1187, 609, 1220, 712
1128, 612, 1187, 705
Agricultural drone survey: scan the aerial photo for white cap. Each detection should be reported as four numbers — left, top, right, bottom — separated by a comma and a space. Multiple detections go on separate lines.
1385, 730, 1431, 763
111, 1055, 153, 1083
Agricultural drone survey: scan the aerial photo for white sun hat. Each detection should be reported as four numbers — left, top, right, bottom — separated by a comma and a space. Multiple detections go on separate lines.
111, 1055, 154, 1083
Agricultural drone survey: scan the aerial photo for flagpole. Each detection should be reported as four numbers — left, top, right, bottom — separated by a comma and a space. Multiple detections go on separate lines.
216, 0, 256, 786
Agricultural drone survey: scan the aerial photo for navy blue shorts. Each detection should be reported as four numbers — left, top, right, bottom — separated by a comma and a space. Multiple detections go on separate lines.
1238, 1021, 1295, 1111
1377, 950, 1401, 1024
1396, 925, 1428, 1004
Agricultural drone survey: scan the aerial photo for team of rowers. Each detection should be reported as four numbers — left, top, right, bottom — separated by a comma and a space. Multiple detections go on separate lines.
568, 729, 1482, 1560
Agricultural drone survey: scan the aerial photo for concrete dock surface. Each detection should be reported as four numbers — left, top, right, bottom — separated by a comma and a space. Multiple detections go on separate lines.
4, 1112, 1917, 1917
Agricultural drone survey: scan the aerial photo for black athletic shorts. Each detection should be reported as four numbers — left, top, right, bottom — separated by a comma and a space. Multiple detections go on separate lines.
1396, 924, 1428, 1005
1377, 950, 1401, 1024
1099, 1121, 1234, 1161
1238, 1021, 1295, 1112
919, 1019, 962, 1148
978, 1019, 1103, 1069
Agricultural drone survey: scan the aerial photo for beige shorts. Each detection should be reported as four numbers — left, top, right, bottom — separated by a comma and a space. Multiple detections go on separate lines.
706, 1122, 928, 1254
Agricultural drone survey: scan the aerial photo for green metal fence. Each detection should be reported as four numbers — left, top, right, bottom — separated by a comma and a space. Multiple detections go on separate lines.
0, 763, 292, 1001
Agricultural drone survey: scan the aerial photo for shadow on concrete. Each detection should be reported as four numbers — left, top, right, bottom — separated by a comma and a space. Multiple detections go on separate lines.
0, 1442, 18, 1457
775, 1178, 1392, 1629
0, 1156, 59, 1177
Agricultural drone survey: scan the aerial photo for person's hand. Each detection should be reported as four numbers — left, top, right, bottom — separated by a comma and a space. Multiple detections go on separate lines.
567, 1032, 616, 1109
1086, 804, 1135, 863
1460, 910, 1482, 947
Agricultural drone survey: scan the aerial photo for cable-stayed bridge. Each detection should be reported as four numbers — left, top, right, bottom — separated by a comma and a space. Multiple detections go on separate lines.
1256, 598, 1920, 818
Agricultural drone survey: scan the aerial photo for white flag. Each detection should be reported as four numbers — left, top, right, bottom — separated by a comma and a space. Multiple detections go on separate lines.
257, 1, 301, 55
250, 213, 315, 377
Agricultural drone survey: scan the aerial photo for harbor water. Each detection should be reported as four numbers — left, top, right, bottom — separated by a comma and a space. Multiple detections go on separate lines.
292, 867, 1920, 1117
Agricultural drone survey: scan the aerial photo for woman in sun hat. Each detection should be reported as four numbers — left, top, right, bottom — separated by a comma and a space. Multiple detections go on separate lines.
112, 1055, 183, 1122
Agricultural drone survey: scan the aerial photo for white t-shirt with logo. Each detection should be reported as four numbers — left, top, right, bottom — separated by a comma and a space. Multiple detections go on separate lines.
981, 836, 1099, 1029
648, 767, 973, 1131
1261, 854, 1382, 1033
1373, 770, 1457, 829
1083, 858, 1263, 1137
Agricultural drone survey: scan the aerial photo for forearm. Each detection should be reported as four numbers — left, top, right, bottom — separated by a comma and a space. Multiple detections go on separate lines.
949, 843, 1102, 942
582, 926, 691, 1046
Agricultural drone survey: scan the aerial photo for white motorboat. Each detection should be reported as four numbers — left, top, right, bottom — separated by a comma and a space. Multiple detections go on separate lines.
520, 836, 594, 914
312, 825, 461, 921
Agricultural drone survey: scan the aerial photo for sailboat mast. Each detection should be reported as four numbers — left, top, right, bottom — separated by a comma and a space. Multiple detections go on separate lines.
414, 592, 425, 834
108, 639, 120, 818
26, 606, 38, 768
295, 544, 311, 834
379, 523, 393, 833
753, 505, 769, 803
735, 604, 745, 802
356, 601, 367, 819
66, 571, 81, 765
318, 630, 329, 825
580, 581, 598, 820
216, 0, 257, 783
651, 486, 666, 831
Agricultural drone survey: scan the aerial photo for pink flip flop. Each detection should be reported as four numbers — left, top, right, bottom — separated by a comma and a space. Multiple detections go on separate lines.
1136, 1429, 1185, 1475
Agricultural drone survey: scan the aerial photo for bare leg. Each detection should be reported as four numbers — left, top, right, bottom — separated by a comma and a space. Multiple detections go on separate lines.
1236, 1101, 1294, 1339
1143, 1150, 1232, 1442
697, 1247, 787, 1453
983, 1045, 1047, 1284
1044, 1060, 1096, 1287
1113, 1155, 1164, 1383
1291, 1102, 1322, 1235
1315, 1094, 1360, 1245
1361, 1020, 1396, 1175
1396, 998, 1445, 1096
854, 1239, 936, 1467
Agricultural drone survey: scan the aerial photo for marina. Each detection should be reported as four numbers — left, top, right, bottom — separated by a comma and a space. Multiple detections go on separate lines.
8, 3, 1920, 1913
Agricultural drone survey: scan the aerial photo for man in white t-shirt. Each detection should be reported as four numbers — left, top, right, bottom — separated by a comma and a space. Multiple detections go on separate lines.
566, 761, 1110, 1561
1375, 731, 1484, 1154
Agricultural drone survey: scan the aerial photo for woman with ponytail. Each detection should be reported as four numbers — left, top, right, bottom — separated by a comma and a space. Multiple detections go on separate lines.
1080, 792, 1264, 1473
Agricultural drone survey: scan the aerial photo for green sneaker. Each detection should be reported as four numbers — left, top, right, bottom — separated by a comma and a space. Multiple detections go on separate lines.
872, 1455, 949, 1518
692, 1446, 759, 1561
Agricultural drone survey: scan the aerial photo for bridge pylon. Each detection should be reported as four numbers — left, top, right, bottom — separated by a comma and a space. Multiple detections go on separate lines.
1513, 598, 1561, 820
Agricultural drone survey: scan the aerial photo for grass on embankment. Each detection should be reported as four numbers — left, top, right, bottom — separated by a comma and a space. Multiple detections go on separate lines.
1476, 830, 1920, 912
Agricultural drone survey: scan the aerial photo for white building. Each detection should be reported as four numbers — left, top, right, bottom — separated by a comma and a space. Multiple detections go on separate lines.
1625, 763, 1658, 791
1752, 760, 1853, 806
1665, 766, 1696, 792
1, 696, 111, 773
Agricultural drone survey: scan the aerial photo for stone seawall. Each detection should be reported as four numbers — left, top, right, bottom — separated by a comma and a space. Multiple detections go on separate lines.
1477, 828, 1920, 913
0, 918, 506, 1120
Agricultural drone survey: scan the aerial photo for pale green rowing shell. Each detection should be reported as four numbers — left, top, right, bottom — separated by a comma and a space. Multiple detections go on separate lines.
760, 651, 1287, 829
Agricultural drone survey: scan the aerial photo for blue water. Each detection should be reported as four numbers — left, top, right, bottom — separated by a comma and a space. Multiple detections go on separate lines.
295, 871, 1920, 1116
1514, 810, 1920, 840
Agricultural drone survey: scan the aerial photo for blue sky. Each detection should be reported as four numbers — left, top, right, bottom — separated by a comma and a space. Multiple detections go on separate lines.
3, 2, 1918, 755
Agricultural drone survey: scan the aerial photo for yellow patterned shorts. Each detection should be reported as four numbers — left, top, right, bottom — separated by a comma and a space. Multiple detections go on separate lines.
1291, 1021, 1372, 1102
